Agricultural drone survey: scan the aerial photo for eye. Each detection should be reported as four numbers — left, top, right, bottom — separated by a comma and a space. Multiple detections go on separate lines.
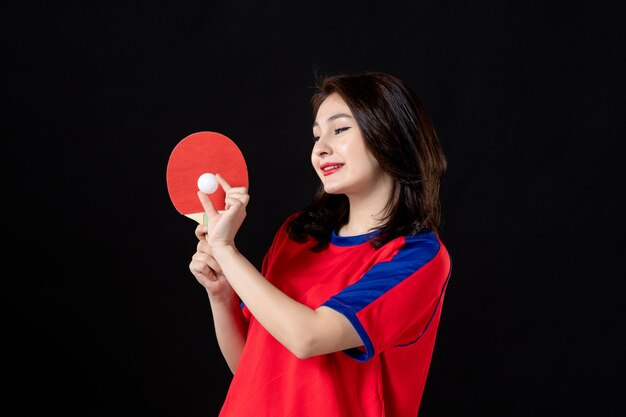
312, 135, 320, 142
334, 127, 350, 134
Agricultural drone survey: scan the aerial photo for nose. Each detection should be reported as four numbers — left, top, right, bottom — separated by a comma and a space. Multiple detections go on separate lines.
313, 134, 332, 157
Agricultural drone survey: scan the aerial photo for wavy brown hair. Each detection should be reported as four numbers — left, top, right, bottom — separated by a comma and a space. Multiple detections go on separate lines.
286, 71, 447, 251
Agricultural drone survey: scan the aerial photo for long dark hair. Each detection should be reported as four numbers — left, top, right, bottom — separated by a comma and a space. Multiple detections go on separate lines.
286, 71, 447, 251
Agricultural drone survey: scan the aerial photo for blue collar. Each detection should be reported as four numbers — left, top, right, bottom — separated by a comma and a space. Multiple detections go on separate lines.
330, 229, 382, 246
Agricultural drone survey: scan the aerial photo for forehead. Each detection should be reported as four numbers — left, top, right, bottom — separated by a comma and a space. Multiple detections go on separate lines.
313, 93, 353, 127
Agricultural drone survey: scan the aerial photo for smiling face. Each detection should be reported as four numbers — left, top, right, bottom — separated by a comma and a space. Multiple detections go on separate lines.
311, 93, 389, 197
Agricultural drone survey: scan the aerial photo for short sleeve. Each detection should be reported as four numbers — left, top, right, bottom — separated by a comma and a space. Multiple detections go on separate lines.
322, 233, 452, 361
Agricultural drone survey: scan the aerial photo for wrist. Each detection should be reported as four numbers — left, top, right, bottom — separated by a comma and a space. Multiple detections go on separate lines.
210, 243, 238, 256
208, 239, 236, 249
207, 284, 237, 304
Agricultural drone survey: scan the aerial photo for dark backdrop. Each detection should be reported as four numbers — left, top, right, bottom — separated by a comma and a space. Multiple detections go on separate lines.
3, 1, 624, 416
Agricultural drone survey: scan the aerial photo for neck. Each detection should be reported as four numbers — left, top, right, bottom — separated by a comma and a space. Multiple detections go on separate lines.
340, 176, 393, 236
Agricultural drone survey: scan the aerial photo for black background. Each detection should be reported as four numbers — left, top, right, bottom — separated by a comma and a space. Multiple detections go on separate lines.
3, 1, 625, 416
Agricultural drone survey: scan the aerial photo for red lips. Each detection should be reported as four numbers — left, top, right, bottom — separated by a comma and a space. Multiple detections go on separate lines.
320, 162, 344, 176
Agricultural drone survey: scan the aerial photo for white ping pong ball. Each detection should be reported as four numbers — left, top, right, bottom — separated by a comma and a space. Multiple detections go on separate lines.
197, 173, 218, 194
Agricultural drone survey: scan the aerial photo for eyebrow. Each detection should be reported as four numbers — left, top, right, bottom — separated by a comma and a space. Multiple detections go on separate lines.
312, 113, 353, 129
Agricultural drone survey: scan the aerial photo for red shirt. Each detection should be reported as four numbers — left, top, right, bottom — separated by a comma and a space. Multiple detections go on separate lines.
219, 213, 452, 416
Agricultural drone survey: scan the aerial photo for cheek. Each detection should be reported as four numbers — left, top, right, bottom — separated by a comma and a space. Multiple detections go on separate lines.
310, 152, 316, 167
354, 151, 382, 179
367, 153, 382, 172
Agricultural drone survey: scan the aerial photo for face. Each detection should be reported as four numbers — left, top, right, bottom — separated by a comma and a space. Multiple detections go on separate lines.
311, 93, 387, 196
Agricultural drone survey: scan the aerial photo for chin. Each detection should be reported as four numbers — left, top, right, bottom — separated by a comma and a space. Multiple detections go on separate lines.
322, 184, 343, 195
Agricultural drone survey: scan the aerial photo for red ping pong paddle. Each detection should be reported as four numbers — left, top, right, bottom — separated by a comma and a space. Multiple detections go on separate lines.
166, 131, 249, 225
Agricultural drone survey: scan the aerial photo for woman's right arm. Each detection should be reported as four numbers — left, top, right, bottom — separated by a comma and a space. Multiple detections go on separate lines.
190, 223, 248, 374
207, 287, 248, 374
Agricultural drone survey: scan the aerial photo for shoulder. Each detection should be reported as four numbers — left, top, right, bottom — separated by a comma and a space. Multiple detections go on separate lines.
402, 230, 442, 253
284, 209, 304, 225
277, 210, 303, 233
385, 229, 449, 268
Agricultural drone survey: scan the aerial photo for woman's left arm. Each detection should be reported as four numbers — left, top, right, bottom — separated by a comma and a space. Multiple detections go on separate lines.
211, 244, 362, 359
200, 174, 362, 359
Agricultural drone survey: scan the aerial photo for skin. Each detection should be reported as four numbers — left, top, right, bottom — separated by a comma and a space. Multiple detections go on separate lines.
189, 93, 394, 372
311, 93, 394, 235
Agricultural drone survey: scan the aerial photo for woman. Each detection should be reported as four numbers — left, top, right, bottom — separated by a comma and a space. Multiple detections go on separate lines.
189, 71, 452, 417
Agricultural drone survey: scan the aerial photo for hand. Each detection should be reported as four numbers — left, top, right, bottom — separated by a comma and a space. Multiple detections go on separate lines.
197, 173, 250, 249
189, 223, 233, 300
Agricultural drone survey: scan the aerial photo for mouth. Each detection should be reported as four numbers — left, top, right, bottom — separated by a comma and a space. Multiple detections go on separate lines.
320, 163, 344, 176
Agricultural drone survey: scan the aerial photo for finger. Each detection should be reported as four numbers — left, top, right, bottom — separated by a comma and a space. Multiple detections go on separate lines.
226, 186, 248, 195
215, 173, 232, 192
191, 252, 208, 263
197, 191, 219, 217
189, 259, 216, 280
196, 238, 212, 253
224, 196, 244, 209
205, 256, 222, 275
195, 224, 209, 240
225, 191, 247, 199
192, 253, 222, 274
225, 194, 250, 207
205, 269, 218, 282
223, 192, 247, 204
